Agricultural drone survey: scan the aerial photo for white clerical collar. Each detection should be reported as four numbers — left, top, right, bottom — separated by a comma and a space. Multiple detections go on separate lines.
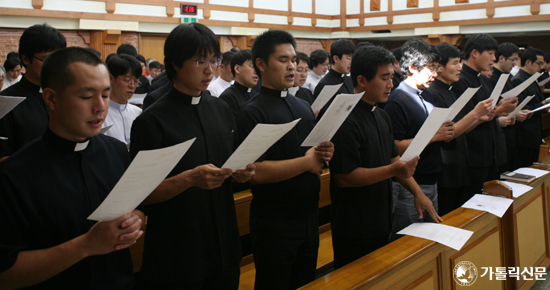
372, 106, 376, 112
247, 88, 252, 93
448, 85, 453, 91
74, 140, 89, 151
39, 87, 43, 93
191, 96, 201, 105
341, 73, 345, 77
280, 90, 288, 98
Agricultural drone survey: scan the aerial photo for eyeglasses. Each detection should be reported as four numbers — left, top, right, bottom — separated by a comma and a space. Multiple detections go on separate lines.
535, 61, 545, 67
507, 58, 519, 63
193, 58, 222, 68
425, 66, 441, 73
296, 68, 310, 74
118, 77, 140, 87
32, 55, 46, 62
321, 63, 330, 67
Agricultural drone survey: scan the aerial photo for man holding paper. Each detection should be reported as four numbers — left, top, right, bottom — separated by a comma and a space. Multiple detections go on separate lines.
0, 47, 144, 289
330, 45, 440, 269
236, 30, 334, 290
383, 39, 449, 241
130, 24, 255, 289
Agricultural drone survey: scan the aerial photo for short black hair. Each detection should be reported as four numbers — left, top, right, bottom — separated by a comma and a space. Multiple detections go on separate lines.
19, 24, 66, 66
400, 39, 440, 76
545, 53, 550, 64
221, 51, 236, 67
117, 44, 137, 57
463, 34, 498, 60
309, 49, 329, 69
390, 47, 403, 63
41, 47, 104, 93
351, 46, 395, 87
149, 61, 162, 70
6, 52, 19, 60
107, 54, 142, 79
519, 47, 544, 67
435, 42, 461, 66
4, 57, 22, 72
105, 53, 117, 64
355, 41, 373, 49
495, 42, 519, 60
230, 49, 252, 77
164, 23, 220, 81
86, 47, 102, 58
136, 54, 146, 64
330, 39, 356, 64
230, 47, 241, 53
296, 52, 310, 68
252, 30, 296, 77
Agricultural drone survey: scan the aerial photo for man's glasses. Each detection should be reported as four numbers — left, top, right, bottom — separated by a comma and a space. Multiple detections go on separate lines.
535, 61, 545, 67
296, 68, 310, 74
118, 77, 140, 87
32, 55, 46, 62
193, 58, 222, 68
507, 58, 519, 63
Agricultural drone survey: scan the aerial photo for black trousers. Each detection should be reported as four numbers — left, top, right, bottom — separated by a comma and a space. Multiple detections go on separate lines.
438, 186, 470, 216
250, 213, 319, 290
135, 266, 240, 290
332, 234, 388, 270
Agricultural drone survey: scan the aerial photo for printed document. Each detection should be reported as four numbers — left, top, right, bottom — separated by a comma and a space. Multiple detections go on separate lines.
462, 194, 514, 218
397, 223, 473, 251
310, 84, 343, 112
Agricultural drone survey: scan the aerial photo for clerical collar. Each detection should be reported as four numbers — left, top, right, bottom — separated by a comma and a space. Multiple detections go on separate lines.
328, 69, 346, 78
260, 86, 288, 98
462, 64, 481, 77
235, 81, 253, 93
109, 99, 128, 110
168, 86, 202, 105
357, 99, 375, 112
42, 128, 90, 153
19, 76, 42, 94
433, 78, 452, 91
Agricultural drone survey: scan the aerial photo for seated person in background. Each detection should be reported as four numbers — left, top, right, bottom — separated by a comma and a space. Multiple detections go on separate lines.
330, 45, 436, 269
303, 49, 329, 93
207, 51, 236, 97
0, 47, 144, 289
0, 66, 5, 91
219, 49, 258, 118
102, 54, 143, 145
292, 52, 315, 105
148, 61, 162, 83
2, 57, 22, 91
134, 54, 151, 95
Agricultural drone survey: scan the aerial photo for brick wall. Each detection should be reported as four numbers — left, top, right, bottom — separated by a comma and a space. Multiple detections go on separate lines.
122, 32, 139, 52
295, 39, 324, 55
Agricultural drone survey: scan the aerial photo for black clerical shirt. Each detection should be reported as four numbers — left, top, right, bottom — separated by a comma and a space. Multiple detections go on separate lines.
313, 69, 354, 115
512, 69, 545, 148
0, 129, 133, 289
219, 81, 256, 118
0, 76, 49, 157
295, 87, 314, 105
330, 101, 397, 238
130, 87, 241, 285
236, 87, 319, 220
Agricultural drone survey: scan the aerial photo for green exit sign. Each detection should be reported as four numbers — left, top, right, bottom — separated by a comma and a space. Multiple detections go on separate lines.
183, 17, 197, 23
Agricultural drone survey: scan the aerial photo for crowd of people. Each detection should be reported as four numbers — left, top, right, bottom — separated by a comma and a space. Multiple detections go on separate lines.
0, 22, 548, 290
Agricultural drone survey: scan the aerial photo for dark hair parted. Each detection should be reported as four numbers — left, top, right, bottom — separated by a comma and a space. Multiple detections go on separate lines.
117, 44, 138, 57
19, 24, 66, 66
136, 54, 146, 64
390, 47, 403, 63
400, 39, 440, 76
296, 52, 310, 68
107, 54, 142, 79
463, 33, 498, 61
164, 23, 220, 81
330, 39, 356, 64
351, 46, 396, 87
309, 49, 329, 69
149, 61, 162, 70
230, 49, 252, 77
40, 47, 104, 93
4, 57, 22, 72
252, 30, 296, 77
435, 42, 461, 66
519, 47, 544, 67
221, 51, 236, 67
495, 43, 519, 61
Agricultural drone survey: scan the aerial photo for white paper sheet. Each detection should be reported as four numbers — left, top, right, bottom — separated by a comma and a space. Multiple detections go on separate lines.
100, 124, 114, 134
222, 119, 300, 171
501, 181, 533, 198
310, 84, 343, 112
507, 95, 534, 118
501, 72, 542, 99
301, 92, 364, 146
0, 95, 26, 120
88, 138, 196, 221
400, 107, 451, 161
288, 86, 299, 95
538, 77, 550, 87
397, 223, 473, 251
444, 87, 479, 122
461, 194, 514, 218
129, 93, 147, 105
513, 167, 550, 178
529, 102, 550, 113
489, 74, 509, 108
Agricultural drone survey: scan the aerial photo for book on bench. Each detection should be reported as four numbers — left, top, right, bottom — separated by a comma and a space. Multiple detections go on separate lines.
500, 171, 536, 183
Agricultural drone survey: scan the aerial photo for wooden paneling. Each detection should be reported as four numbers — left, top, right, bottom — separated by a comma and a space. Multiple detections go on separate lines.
407, 0, 419, 8
138, 34, 167, 64
516, 195, 546, 270
371, 0, 380, 11
89, 30, 120, 61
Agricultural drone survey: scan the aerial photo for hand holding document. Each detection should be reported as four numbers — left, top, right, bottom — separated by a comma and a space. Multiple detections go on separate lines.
501, 181, 533, 198
0, 95, 26, 120
129, 93, 147, 105
88, 138, 196, 221
529, 102, 550, 113
507, 95, 533, 118
489, 74, 509, 108
538, 77, 550, 87
397, 223, 473, 251
310, 84, 343, 112
301, 92, 364, 146
445, 87, 479, 122
222, 119, 300, 171
461, 194, 514, 218
501, 72, 542, 99
400, 107, 451, 161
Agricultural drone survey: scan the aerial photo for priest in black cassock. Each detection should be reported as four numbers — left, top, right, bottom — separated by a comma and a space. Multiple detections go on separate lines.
0, 47, 144, 289
130, 23, 254, 289
219, 49, 258, 118
0, 24, 66, 159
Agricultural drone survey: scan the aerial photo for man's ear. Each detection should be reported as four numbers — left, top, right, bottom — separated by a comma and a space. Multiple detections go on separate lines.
109, 74, 115, 85
471, 49, 480, 60
21, 55, 31, 67
256, 58, 267, 73
498, 55, 506, 63
356, 75, 368, 89
333, 55, 339, 64
234, 64, 241, 75
409, 63, 421, 76
42, 88, 57, 111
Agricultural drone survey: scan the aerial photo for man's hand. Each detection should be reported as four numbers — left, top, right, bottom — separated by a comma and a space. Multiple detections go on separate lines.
185, 164, 232, 190
82, 212, 144, 256
314, 141, 334, 164
516, 110, 529, 122
391, 156, 419, 179
497, 97, 518, 114
431, 122, 454, 143
305, 147, 324, 180
498, 116, 513, 128
232, 163, 256, 183
414, 193, 443, 222
473, 98, 493, 118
